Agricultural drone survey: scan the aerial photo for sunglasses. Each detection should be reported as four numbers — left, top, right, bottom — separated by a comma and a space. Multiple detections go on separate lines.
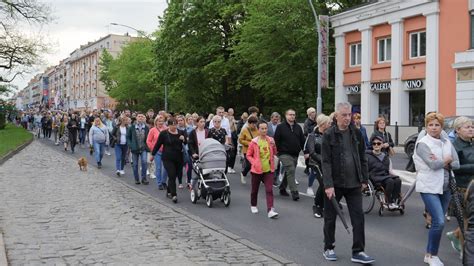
372, 142, 383, 146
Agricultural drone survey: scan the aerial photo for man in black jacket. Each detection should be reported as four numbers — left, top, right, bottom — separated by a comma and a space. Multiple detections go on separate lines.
274, 109, 306, 201
321, 102, 374, 264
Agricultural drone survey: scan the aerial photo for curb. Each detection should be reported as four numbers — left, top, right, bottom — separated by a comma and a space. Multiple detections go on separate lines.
35, 140, 295, 265
0, 134, 34, 166
0, 232, 8, 266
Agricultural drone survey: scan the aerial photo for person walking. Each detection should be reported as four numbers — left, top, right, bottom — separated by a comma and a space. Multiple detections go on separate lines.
321, 102, 374, 264
246, 121, 279, 219
151, 117, 187, 203
352, 113, 369, 150
68, 113, 79, 154
126, 113, 150, 185
303, 107, 317, 137
447, 116, 474, 254
370, 116, 394, 155
103, 112, 114, 156
52, 113, 61, 145
413, 112, 460, 266
111, 116, 129, 176
274, 109, 306, 201
146, 115, 168, 189
79, 112, 87, 147
267, 112, 281, 138
238, 116, 259, 184
59, 116, 70, 152
306, 114, 332, 218
89, 117, 110, 169
227, 115, 238, 174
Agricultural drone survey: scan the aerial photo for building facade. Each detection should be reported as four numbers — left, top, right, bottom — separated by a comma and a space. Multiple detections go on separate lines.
331, 0, 474, 126
48, 60, 67, 110
67, 34, 136, 110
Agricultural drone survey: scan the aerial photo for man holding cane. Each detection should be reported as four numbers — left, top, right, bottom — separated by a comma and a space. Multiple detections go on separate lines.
321, 102, 374, 264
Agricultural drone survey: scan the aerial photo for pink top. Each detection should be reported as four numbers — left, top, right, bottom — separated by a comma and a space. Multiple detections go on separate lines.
246, 136, 277, 174
147, 125, 167, 152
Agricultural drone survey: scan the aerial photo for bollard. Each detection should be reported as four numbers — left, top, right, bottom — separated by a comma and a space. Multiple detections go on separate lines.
395, 121, 399, 146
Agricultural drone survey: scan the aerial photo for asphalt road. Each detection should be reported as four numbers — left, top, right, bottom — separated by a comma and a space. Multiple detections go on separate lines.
38, 137, 461, 266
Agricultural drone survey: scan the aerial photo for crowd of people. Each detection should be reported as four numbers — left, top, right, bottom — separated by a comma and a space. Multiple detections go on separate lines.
10, 103, 473, 265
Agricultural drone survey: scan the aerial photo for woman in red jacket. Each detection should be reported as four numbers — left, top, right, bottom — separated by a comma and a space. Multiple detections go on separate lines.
246, 121, 279, 219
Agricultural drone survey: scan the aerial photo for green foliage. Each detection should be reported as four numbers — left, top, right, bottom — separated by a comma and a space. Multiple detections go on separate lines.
0, 124, 32, 156
102, 39, 161, 112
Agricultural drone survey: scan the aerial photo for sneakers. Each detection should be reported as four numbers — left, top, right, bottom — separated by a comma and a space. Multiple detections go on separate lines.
323, 249, 337, 261
105, 151, 111, 156
306, 187, 315, 197
388, 203, 399, 210
291, 191, 299, 201
97, 162, 102, 169
150, 174, 156, 179
135, 180, 141, 185
240, 173, 246, 184
313, 205, 323, 218
446, 231, 462, 253
158, 184, 164, 190
227, 167, 236, 174
268, 208, 279, 219
172, 196, 178, 203
351, 252, 375, 264
295, 179, 299, 185
178, 184, 184, 189
250, 206, 258, 214
120, 170, 125, 175
424, 255, 444, 266
141, 179, 149, 185
116, 170, 121, 177
280, 189, 290, 197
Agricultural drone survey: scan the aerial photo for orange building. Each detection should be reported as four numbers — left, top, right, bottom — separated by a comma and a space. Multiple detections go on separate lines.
331, 0, 474, 126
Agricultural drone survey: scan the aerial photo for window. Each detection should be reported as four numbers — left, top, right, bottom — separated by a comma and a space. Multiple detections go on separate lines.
350, 43, 362, 66
470, 12, 474, 49
378, 37, 391, 63
410, 31, 426, 59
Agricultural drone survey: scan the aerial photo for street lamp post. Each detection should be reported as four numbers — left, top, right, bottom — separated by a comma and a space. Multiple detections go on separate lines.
110, 22, 147, 37
308, 0, 322, 115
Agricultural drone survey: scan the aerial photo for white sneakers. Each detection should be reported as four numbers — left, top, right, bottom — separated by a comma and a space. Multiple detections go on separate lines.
227, 167, 236, 174
267, 208, 279, 219
120, 170, 125, 175
250, 206, 258, 214
105, 151, 111, 156
306, 187, 315, 197
388, 203, 399, 210
240, 173, 246, 184
424, 255, 444, 266
251, 206, 279, 219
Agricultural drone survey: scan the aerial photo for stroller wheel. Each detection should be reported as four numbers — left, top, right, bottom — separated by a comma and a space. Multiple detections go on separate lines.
223, 192, 231, 207
378, 206, 384, 216
190, 187, 198, 204
206, 194, 213, 208
399, 208, 405, 215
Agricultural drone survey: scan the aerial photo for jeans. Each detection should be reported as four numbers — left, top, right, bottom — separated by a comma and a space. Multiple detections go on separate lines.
250, 172, 274, 212
79, 128, 86, 145
308, 168, 316, 187
114, 144, 128, 171
324, 187, 365, 254
132, 150, 148, 182
278, 154, 298, 192
93, 142, 105, 164
421, 191, 451, 255
154, 152, 168, 186
311, 167, 324, 209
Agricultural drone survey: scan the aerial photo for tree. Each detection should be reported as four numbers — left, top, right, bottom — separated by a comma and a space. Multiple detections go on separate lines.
104, 38, 160, 112
98, 49, 115, 92
0, 0, 52, 90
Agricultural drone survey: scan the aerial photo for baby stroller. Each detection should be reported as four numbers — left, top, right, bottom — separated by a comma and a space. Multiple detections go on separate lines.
190, 138, 231, 208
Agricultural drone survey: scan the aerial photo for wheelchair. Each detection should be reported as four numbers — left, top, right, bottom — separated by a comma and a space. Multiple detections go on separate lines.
361, 179, 405, 216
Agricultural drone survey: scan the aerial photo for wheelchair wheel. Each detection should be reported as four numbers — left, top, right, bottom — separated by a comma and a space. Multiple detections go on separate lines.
362, 180, 376, 214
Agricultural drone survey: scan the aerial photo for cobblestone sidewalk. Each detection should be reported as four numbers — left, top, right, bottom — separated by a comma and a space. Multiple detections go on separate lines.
0, 141, 286, 265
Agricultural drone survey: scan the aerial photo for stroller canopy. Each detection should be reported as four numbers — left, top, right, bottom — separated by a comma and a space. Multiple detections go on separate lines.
199, 138, 227, 169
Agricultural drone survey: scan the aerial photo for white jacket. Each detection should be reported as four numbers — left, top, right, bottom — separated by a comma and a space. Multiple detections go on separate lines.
414, 134, 458, 194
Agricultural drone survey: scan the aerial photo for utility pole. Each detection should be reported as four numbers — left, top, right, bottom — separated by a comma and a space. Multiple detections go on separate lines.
308, 0, 322, 114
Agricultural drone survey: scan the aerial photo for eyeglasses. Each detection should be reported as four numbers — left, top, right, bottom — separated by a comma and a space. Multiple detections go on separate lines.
372, 142, 383, 146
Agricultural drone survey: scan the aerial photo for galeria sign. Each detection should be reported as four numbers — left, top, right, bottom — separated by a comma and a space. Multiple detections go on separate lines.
370, 82, 391, 92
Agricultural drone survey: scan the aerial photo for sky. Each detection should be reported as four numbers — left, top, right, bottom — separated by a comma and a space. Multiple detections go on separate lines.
11, 0, 168, 92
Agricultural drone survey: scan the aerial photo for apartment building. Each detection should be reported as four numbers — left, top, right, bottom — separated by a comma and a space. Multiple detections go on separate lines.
330, 0, 474, 126
48, 59, 67, 110
67, 34, 137, 110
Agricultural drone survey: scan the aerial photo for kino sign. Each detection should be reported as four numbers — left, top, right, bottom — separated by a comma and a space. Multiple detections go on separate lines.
405, 79, 423, 89
346, 85, 360, 94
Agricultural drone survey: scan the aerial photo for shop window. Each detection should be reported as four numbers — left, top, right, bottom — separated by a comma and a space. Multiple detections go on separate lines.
378, 37, 391, 63
409, 31, 426, 59
350, 43, 362, 67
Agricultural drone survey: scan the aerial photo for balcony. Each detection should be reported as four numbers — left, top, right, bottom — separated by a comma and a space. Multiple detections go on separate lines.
453, 50, 474, 69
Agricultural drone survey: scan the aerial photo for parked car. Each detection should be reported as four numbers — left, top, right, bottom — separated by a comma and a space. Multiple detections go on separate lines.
403, 115, 474, 157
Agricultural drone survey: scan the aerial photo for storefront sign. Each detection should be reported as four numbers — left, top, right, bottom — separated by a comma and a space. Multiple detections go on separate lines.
370, 82, 391, 92
345, 85, 360, 94
405, 79, 424, 89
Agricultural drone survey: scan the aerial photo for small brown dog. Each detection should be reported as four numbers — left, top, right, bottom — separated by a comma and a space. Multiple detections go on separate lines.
78, 157, 88, 171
